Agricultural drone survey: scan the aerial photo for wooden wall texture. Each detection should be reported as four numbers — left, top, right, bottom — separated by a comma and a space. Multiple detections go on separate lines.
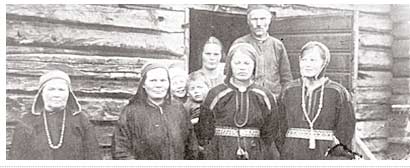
6, 4, 397, 159
386, 4, 410, 160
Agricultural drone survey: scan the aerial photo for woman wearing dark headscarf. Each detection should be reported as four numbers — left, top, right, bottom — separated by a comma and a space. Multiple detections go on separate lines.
278, 41, 356, 160
112, 63, 197, 160
9, 70, 101, 160
196, 43, 280, 160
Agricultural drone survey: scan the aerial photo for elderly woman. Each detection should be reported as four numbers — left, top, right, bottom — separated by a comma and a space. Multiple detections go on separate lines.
278, 41, 356, 160
9, 70, 101, 160
196, 43, 280, 160
112, 63, 197, 160
189, 36, 226, 89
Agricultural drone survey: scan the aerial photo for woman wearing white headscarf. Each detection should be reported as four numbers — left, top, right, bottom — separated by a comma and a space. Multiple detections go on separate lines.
9, 70, 101, 160
278, 41, 356, 160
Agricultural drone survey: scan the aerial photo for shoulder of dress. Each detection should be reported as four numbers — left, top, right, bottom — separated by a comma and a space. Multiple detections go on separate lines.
203, 84, 233, 110
250, 85, 276, 111
326, 80, 352, 102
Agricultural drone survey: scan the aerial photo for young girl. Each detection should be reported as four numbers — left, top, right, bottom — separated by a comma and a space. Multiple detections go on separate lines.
196, 43, 280, 160
278, 41, 356, 160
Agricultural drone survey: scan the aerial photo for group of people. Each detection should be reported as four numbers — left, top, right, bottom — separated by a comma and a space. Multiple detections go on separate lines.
9, 5, 356, 160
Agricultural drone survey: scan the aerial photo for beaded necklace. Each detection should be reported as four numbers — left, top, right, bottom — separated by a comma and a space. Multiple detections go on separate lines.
301, 78, 326, 149
43, 109, 66, 149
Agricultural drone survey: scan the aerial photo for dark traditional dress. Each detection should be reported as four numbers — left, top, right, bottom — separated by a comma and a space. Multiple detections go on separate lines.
9, 111, 101, 160
232, 34, 293, 96
196, 82, 280, 160
278, 79, 356, 160
112, 63, 197, 160
112, 99, 197, 160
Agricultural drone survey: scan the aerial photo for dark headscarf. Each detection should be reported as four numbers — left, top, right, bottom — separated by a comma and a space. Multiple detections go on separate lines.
128, 63, 171, 105
299, 41, 331, 80
224, 43, 258, 84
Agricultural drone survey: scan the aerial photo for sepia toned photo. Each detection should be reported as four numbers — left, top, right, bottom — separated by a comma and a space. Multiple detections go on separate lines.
5, 4, 410, 161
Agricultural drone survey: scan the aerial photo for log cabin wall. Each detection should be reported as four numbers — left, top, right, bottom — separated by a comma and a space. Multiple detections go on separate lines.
386, 4, 410, 160
6, 4, 394, 159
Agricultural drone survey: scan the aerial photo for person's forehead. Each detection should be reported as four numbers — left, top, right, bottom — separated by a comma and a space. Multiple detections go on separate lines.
302, 47, 322, 58
248, 9, 271, 18
44, 79, 68, 87
189, 80, 207, 87
146, 68, 168, 77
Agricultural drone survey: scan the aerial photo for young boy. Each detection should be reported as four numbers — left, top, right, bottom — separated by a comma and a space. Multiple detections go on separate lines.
184, 73, 210, 125
168, 64, 189, 103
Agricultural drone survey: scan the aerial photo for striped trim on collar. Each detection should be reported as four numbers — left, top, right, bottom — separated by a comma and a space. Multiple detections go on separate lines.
251, 88, 274, 111
209, 87, 234, 111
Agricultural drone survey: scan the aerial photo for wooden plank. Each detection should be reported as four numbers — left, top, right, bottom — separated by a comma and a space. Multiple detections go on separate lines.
6, 54, 183, 79
393, 78, 410, 95
301, 4, 391, 14
393, 21, 410, 39
392, 58, 410, 77
391, 5, 410, 23
288, 52, 351, 73
356, 104, 389, 121
356, 71, 392, 87
391, 94, 410, 105
356, 120, 387, 139
355, 87, 392, 104
359, 13, 392, 33
95, 126, 115, 147
359, 31, 393, 48
359, 48, 392, 71
392, 39, 410, 59
6, 4, 185, 33
6, 74, 138, 96
6, 94, 127, 122
6, 20, 185, 57
363, 138, 388, 153
273, 33, 352, 52
271, 14, 352, 34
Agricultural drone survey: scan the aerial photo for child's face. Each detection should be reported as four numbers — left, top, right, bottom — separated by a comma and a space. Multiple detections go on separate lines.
171, 76, 187, 98
188, 81, 209, 102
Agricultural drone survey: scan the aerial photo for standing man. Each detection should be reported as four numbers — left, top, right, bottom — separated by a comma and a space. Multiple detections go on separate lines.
232, 4, 292, 97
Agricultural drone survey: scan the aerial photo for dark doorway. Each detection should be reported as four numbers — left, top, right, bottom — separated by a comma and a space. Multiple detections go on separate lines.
189, 9, 248, 73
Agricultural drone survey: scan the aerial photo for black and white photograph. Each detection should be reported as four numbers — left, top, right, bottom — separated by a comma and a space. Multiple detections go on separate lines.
3, 2, 410, 163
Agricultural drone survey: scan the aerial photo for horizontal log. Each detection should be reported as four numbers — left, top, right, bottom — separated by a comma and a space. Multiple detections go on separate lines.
356, 120, 387, 139
355, 104, 389, 120
6, 94, 127, 123
363, 138, 388, 153
6, 20, 185, 56
392, 58, 410, 77
392, 40, 410, 58
6, 54, 183, 79
6, 4, 185, 33
391, 94, 410, 105
271, 14, 352, 34
288, 52, 351, 73
359, 13, 392, 33
95, 126, 115, 147
359, 48, 392, 71
273, 33, 352, 52
393, 21, 410, 39
391, 5, 410, 23
299, 4, 391, 14
393, 78, 410, 95
359, 31, 393, 48
356, 71, 392, 88
355, 87, 392, 104
6, 74, 139, 96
